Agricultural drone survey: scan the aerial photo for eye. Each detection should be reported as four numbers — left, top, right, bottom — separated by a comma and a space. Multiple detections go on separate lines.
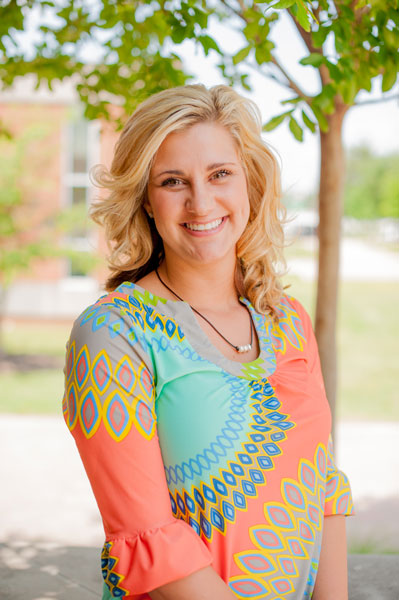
212, 169, 232, 180
161, 177, 184, 187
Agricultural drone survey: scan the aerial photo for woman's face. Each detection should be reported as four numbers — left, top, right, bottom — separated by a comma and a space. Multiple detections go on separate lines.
146, 121, 250, 270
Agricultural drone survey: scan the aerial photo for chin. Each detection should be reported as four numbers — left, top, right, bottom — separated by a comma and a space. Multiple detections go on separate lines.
186, 246, 236, 266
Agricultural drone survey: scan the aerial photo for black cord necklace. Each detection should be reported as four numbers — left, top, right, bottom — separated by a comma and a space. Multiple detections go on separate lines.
155, 268, 253, 353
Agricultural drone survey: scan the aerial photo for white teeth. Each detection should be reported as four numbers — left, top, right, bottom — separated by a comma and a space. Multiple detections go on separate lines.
185, 218, 223, 231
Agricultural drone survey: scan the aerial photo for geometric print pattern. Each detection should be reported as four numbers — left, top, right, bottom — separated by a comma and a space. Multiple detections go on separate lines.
64, 284, 354, 600
76, 290, 186, 356
63, 341, 156, 442
239, 302, 276, 380
101, 541, 129, 598
238, 294, 306, 380
270, 295, 306, 356
325, 436, 354, 515
169, 377, 296, 544
97, 291, 186, 343
62, 288, 202, 444
229, 444, 329, 599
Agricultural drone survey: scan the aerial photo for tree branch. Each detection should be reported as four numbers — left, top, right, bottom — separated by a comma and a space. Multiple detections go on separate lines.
354, 93, 399, 107
245, 60, 287, 88
287, 9, 318, 56
218, 0, 311, 102
218, 0, 246, 22
270, 54, 311, 102
244, 56, 311, 103
286, 8, 331, 86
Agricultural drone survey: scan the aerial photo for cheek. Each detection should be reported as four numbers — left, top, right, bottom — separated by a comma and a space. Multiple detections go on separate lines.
149, 192, 171, 217
238, 185, 251, 220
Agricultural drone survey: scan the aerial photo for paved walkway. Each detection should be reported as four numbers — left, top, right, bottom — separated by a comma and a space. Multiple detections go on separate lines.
1, 415, 399, 597
286, 237, 399, 281
1, 544, 398, 599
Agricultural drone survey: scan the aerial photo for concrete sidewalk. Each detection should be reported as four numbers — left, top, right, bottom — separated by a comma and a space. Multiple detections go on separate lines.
1, 415, 399, 598
1, 543, 398, 600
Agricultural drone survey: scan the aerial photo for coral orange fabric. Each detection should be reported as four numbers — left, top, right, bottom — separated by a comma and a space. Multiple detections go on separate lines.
63, 282, 353, 598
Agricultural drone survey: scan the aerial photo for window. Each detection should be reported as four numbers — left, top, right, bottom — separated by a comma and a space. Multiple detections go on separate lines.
63, 117, 100, 276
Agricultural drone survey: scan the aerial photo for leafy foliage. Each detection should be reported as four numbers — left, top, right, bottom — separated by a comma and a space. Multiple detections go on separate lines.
0, 125, 52, 286
344, 147, 399, 220
1, 1, 398, 132
0, 125, 97, 288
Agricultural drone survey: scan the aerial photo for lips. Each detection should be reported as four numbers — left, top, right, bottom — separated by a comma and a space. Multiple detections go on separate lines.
183, 217, 224, 231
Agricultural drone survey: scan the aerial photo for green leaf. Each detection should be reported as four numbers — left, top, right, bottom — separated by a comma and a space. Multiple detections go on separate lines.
192, 7, 208, 30
281, 96, 302, 105
171, 25, 187, 44
382, 66, 398, 92
302, 110, 316, 133
255, 44, 272, 64
197, 34, 221, 56
240, 73, 252, 91
317, 84, 336, 113
273, 0, 296, 8
232, 45, 251, 65
295, 1, 311, 32
311, 26, 330, 49
325, 61, 342, 82
289, 116, 304, 141
340, 78, 358, 105
357, 64, 373, 93
300, 53, 325, 68
262, 111, 292, 132
311, 104, 329, 133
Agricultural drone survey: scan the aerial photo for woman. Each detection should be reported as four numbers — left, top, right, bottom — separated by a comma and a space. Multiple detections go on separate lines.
63, 84, 353, 599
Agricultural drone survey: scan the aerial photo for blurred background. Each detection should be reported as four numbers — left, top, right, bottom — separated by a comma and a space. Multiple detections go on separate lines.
0, 1, 398, 598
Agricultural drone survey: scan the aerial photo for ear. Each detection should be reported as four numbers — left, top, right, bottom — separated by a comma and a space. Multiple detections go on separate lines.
143, 199, 153, 218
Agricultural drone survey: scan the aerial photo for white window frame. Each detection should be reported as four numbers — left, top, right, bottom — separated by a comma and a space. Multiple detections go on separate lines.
61, 114, 100, 278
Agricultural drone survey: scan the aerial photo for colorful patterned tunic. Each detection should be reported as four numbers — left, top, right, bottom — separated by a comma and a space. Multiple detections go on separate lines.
63, 281, 353, 599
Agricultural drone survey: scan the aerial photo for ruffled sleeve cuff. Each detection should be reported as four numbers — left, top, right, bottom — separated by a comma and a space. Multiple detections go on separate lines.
324, 468, 354, 517
102, 519, 213, 597
324, 435, 354, 517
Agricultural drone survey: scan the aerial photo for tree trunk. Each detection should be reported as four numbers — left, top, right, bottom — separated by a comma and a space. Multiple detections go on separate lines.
315, 105, 348, 439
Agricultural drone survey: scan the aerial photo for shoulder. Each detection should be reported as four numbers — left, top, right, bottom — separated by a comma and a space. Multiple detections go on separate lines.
277, 293, 313, 328
65, 286, 157, 389
68, 281, 183, 353
267, 293, 315, 353
68, 285, 149, 354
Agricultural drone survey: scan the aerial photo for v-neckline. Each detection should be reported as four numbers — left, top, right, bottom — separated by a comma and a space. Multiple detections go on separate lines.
117, 281, 276, 379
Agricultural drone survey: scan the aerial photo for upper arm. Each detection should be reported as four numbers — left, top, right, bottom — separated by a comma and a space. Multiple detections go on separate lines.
286, 296, 354, 517
63, 298, 211, 596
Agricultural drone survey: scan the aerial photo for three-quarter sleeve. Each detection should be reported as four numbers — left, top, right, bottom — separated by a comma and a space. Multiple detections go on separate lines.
324, 434, 354, 516
288, 296, 354, 518
62, 298, 212, 597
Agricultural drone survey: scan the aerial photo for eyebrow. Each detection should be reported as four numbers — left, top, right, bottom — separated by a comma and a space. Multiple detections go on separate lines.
152, 162, 237, 179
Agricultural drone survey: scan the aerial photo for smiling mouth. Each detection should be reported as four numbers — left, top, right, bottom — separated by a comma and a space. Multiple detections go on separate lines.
183, 217, 225, 232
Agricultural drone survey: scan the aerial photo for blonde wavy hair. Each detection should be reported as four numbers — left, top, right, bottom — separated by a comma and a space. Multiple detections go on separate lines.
91, 84, 286, 318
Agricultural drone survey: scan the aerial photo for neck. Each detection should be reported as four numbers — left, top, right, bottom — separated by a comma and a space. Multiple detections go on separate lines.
160, 254, 239, 310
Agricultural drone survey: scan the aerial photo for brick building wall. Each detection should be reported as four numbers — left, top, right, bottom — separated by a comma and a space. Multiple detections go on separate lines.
0, 78, 119, 318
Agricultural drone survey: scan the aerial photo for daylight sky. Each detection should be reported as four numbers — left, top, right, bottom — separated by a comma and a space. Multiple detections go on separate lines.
14, 4, 399, 198
182, 11, 399, 197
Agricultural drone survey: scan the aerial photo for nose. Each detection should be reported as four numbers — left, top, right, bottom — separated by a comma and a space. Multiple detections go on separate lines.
185, 180, 214, 216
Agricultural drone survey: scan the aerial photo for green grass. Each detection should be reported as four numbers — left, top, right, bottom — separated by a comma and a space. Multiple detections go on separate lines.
2, 321, 72, 358
282, 277, 399, 421
0, 369, 65, 414
0, 321, 71, 415
283, 239, 317, 261
0, 279, 398, 420
348, 539, 399, 555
